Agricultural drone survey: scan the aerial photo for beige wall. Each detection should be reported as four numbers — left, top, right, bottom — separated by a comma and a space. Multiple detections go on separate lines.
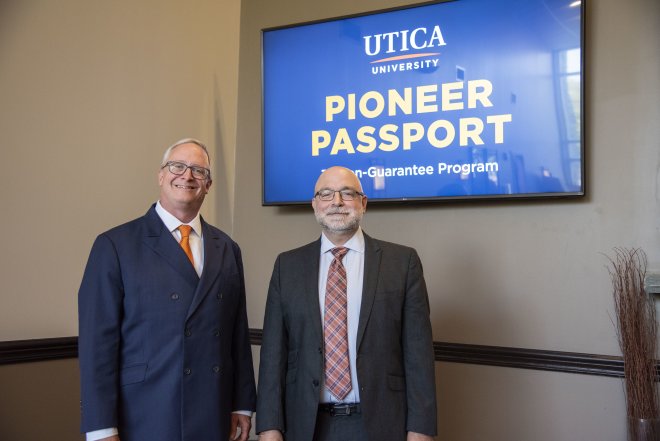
0, 0, 241, 340
234, 0, 659, 440
0, 359, 84, 440
236, 0, 660, 355
0, 0, 658, 439
0, 1, 242, 438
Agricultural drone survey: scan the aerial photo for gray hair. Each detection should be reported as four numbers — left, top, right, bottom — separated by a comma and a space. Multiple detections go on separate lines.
161, 138, 211, 167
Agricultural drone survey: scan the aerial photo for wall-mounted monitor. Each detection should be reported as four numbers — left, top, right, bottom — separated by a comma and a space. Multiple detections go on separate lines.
262, 0, 584, 205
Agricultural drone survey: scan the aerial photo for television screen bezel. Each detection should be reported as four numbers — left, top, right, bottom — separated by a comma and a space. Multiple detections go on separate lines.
260, 0, 586, 206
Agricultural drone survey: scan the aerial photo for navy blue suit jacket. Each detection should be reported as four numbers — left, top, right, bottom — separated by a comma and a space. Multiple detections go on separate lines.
79, 205, 256, 441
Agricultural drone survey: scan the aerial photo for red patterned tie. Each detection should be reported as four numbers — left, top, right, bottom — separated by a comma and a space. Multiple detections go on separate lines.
324, 247, 351, 400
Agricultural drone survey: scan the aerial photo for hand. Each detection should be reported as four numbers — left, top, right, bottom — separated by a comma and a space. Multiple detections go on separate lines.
407, 432, 434, 441
230, 413, 252, 441
258, 429, 284, 441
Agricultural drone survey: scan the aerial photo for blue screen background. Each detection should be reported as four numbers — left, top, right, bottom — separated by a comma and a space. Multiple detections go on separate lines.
263, 0, 583, 204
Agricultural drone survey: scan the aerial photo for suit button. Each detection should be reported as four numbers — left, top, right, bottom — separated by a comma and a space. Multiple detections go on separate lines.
317, 347, 322, 354
312, 380, 319, 387
171, 293, 179, 300
213, 365, 220, 373
216, 292, 223, 300
213, 329, 220, 337
185, 328, 192, 337
184, 368, 191, 375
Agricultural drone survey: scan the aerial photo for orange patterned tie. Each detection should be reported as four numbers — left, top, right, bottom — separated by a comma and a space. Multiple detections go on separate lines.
178, 225, 194, 267
324, 247, 351, 400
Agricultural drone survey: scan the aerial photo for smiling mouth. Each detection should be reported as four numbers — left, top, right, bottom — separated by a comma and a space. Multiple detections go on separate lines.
175, 184, 196, 190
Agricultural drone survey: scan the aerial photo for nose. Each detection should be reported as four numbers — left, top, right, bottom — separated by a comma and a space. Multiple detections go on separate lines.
181, 166, 195, 179
331, 192, 344, 205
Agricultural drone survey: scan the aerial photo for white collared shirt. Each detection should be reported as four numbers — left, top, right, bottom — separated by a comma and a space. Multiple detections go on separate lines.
155, 201, 204, 277
318, 227, 364, 403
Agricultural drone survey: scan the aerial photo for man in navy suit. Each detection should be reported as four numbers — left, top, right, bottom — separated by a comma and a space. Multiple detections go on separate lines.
78, 139, 256, 441
256, 166, 437, 441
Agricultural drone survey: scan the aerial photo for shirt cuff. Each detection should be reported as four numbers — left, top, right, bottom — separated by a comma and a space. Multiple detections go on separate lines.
86, 427, 118, 440
232, 410, 253, 417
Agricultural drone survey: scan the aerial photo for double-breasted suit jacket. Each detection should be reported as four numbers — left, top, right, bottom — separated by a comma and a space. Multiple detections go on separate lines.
256, 232, 437, 441
79, 205, 256, 441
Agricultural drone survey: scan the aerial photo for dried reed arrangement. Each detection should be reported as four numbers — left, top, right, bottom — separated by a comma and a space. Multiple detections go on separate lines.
607, 247, 659, 439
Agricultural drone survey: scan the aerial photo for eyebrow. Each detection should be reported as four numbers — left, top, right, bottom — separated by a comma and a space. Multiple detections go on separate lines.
318, 186, 358, 191
167, 160, 209, 169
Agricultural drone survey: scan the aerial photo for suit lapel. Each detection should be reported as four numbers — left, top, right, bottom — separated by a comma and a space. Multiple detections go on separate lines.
356, 233, 381, 353
186, 218, 225, 319
142, 206, 199, 288
303, 239, 323, 342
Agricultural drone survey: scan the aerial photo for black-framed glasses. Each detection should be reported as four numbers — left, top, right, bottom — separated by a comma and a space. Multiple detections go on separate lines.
314, 189, 364, 201
162, 161, 211, 180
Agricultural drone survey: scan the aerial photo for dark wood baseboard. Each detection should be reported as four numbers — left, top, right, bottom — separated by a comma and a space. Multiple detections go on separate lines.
247, 328, 628, 378
433, 341, 625, 377
0, 330, 630, 379
0, 336, 78, 365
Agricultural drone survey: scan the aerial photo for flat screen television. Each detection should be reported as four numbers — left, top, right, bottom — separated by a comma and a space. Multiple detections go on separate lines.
262, 0, 584, 205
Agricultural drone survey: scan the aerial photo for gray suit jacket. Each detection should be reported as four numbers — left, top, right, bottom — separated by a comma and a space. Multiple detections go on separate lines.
256, 233, 437, 441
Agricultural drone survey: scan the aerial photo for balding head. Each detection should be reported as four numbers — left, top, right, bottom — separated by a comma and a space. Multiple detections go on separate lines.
313, 166, 364, 196
311, 166, 367, 245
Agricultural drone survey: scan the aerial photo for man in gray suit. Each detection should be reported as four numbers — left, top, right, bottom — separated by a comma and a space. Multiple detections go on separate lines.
256, 166, 437, 441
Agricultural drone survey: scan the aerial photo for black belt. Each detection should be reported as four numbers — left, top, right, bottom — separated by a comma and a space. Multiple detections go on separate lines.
318, 403, 361, 416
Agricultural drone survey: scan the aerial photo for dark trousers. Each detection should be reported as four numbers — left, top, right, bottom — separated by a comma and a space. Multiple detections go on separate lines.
312, 410, 369, 441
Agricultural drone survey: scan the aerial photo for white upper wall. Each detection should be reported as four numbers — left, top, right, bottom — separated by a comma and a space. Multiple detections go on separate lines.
233, 0, 660, 356
0, 0, 241, 340
0, 0, 658, 357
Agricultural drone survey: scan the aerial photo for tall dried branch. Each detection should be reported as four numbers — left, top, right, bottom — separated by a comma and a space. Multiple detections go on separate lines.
607, 247, 658, 433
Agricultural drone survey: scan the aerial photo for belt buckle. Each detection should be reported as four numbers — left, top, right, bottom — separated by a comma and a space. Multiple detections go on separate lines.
331, 404, 352, 416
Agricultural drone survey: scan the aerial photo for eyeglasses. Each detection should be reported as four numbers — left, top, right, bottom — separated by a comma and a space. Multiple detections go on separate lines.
314, 189, 365, 201
161, 161, 211, 180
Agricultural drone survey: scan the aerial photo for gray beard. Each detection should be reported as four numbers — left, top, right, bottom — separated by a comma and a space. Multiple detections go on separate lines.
315, 212, 362, 234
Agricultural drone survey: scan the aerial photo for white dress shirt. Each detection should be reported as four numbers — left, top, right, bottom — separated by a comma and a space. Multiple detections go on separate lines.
318, 228, 364, 404
155, 201, 204, 277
